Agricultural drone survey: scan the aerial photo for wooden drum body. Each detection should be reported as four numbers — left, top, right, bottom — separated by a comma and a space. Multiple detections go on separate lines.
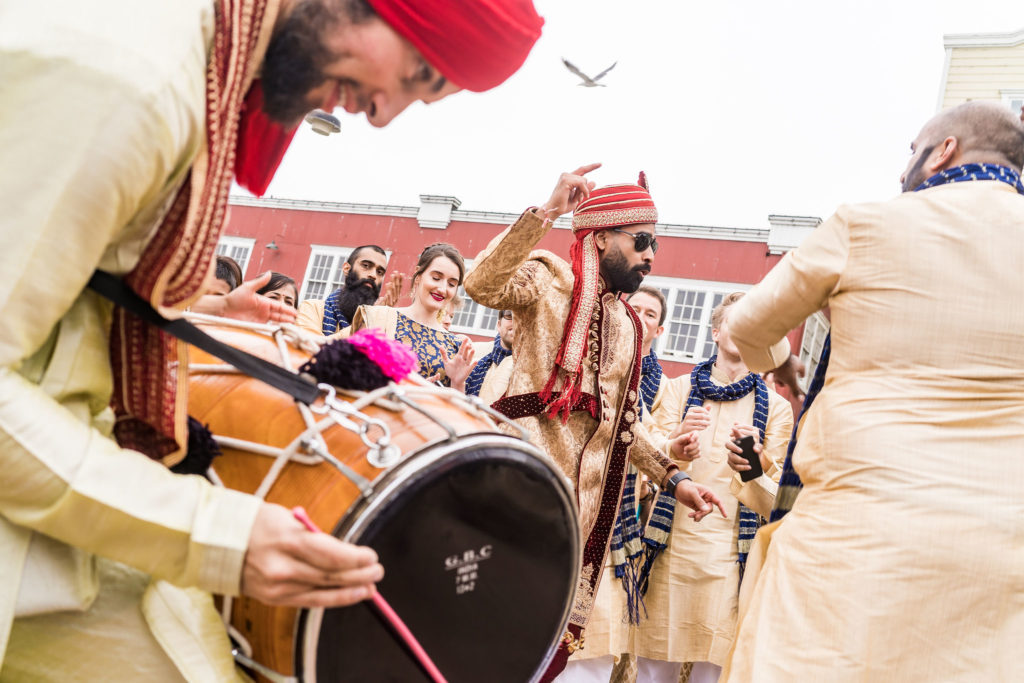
187, 322, 580, 683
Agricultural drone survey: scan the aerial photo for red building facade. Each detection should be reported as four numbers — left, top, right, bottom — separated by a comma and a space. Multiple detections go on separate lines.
220, 195, 823, 382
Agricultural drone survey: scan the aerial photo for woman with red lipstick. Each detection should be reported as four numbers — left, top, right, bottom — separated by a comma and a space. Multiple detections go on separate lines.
346, 243, 475, 388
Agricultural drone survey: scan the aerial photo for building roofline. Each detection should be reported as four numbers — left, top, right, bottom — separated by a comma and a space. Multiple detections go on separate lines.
943, 27, 1024, 48
229, 194, 771, 243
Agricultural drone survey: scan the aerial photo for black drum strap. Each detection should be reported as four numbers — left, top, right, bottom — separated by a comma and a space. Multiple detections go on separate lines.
88, 270, 321, 405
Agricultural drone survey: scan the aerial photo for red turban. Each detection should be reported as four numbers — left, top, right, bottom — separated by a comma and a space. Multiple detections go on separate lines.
367, 0, 545, 92
541, 173, 658, 421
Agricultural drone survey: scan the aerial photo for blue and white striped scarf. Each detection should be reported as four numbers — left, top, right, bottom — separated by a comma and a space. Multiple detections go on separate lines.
465, 335, 512, 397
321, 288, 350, 336
639, 350, 663, 415
609, 351, 663, 623
915, 162, 1024, 194
667, 359, 769, 576
771, 163, 1024, 523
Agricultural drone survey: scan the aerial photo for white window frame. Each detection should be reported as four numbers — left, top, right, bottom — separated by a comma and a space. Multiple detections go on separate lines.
215, 236, 255, 277
642, 275, 750, 364
798, 311, 830, 391
450, 259, 501, 337
298, 245, 392, 302
1002, 89, 1024, 115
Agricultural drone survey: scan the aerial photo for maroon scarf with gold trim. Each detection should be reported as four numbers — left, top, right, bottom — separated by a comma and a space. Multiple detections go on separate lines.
109, 0, 286, 464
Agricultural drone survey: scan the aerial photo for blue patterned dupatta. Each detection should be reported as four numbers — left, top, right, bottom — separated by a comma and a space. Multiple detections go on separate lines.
321, 288, 350, 335
465, 335, 512, 397
770, 163, 1024, 523
608, 352, 662, 623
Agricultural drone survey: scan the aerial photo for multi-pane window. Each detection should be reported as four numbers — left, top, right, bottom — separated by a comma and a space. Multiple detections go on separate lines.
642, 277, 740, 363
215, 236, 255, 277
451, 260, 502, 336
299, 246, 354, 301
798, 311, 830, 391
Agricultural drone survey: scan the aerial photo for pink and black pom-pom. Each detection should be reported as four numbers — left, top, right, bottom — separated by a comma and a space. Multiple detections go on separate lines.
300, 328, 417, 390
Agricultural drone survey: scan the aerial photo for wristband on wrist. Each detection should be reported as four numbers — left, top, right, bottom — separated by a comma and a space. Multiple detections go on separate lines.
664, 470, 692, 497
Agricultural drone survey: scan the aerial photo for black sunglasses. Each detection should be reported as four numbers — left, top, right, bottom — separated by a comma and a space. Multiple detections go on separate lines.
609, 227, 658, 254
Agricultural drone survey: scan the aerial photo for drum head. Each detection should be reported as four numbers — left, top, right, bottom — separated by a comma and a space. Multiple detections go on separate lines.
297, 436, 578, 683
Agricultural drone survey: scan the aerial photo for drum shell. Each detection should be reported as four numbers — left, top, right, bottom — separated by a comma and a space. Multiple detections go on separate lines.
187, 324, 579, 681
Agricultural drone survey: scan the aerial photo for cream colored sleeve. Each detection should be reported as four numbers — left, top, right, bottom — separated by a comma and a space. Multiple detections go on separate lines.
730, 391, 795, 518
0, 40, 259, 596
296, 299, 327, 336
464, 210, 555, 310
648, 375, 689, 453
730, 213, 850, 372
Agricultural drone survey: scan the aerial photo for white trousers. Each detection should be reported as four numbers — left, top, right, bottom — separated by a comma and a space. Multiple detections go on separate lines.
555, 656, 721, 683
556, 655, 616, 683
636, 658, 721, 683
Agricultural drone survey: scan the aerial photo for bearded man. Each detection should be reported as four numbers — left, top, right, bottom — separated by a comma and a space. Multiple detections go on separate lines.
0, 0, 543, 678
722, 101, 1024, 681
296, 244, 395, 335
464, 165, 726, 682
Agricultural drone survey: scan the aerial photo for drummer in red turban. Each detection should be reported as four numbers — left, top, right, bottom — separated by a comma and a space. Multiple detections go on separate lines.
1, 0, 544, 679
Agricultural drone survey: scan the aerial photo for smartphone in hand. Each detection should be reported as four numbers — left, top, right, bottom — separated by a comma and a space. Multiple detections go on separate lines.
735, 435, 762, 482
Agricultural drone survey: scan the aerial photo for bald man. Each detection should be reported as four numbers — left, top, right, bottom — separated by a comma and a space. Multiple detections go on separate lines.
721, 101, 1024, 681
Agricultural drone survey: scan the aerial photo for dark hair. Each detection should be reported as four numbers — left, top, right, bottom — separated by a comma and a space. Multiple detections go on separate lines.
628, 285, 667, 326
215, 255, 242, 290
338, 0, 376, 24
346, 244, 387, 268
256, 272, 299, 308
412, 243, 466, 290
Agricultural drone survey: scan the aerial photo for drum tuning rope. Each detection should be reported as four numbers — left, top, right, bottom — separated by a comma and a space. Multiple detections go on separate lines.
311, 383, 403, 468
300, 437, 374, 497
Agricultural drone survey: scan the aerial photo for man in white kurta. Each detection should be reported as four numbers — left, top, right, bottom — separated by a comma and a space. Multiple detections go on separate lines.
722, 102, 1024, 681
636, 294, 792, 683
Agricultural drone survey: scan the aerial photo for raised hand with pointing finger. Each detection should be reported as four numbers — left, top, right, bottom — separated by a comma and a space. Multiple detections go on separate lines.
536, 163, 602, 220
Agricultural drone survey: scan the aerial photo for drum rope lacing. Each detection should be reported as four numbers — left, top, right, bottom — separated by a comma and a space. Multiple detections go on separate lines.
185, 315, 531, 669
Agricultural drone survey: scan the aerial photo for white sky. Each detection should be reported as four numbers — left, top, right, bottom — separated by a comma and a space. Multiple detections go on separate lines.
252, 1, 1023, 229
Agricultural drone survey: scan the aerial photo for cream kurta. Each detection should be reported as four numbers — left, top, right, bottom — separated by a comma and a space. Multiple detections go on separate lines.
0, 0, 270, 677
478, 354, 514, 405
465, 211, 675, 629
296, 298, 328, 336
634, 368, 792, 666
723, 181, 1024, 681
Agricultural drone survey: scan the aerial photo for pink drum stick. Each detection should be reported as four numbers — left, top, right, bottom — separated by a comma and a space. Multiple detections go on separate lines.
291, 507, 448, 683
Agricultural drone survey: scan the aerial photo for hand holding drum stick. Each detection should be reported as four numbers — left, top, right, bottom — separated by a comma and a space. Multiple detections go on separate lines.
292, 507, 449, 683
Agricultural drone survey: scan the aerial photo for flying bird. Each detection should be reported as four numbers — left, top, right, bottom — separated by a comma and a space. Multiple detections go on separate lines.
561, 58, 617, 87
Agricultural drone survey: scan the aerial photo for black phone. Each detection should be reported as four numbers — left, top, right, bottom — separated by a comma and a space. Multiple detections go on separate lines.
735, 434, 762, 482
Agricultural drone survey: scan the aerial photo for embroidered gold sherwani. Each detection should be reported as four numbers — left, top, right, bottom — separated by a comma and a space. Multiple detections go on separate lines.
465, 210, 675, 632
722, 181, 1024, 681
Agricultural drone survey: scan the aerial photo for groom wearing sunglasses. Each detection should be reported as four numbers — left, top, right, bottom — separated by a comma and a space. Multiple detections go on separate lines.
465, 165, 724, 681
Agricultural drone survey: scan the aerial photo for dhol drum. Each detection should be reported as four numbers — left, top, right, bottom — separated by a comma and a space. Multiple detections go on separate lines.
186, 318, 580, 683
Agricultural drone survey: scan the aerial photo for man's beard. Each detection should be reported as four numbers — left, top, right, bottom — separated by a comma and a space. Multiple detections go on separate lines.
336, 269, 381, 321
600, 245, 650, 294
901, 144, 936, 192
261, 2, 335, 125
